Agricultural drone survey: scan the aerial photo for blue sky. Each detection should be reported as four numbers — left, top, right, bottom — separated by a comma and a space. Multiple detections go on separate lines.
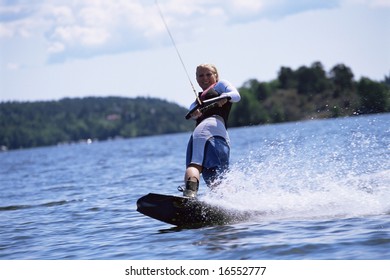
1, 0, 389, 106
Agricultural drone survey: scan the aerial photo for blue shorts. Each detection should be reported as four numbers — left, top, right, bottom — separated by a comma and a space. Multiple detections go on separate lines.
186, 136, 230, 186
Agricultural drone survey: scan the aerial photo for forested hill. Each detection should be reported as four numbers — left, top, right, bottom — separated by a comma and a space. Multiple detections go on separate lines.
228, 62, 389, 127
1, 61, 389, 150
0, 97, 193, 150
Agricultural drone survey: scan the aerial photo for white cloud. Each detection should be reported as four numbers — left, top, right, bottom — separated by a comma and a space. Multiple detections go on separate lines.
51, 25, 109, 47
0, 23, 13, 37
0, 4, 33, 22
225, 0, 265, 20
41, 1, 166, 62
6, 62, 20, 70
2, 0, 386, 64
345, 0, 390, 7
0, 16, 32, 38
47, 41, 65, 54
49, 6, 74, 25
369, 0, 390, 7
0, 2, 43, 37
1, 0, 388, 104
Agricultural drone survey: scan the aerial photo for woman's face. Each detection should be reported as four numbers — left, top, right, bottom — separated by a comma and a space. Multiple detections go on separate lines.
196, 67, 218, 90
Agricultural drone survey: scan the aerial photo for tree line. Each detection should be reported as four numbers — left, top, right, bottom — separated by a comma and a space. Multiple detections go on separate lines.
0, 97, 193, 150
228, 61, 389, 126
1, 61, 389, 150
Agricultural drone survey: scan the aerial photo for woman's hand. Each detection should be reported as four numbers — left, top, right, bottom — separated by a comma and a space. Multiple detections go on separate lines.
190, 109, 202, 120
217, 98, 228, 107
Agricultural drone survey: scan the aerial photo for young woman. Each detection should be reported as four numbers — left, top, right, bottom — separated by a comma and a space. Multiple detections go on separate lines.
181, 64, 241, 197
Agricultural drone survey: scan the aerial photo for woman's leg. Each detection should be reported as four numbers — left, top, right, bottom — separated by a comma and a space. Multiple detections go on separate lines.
183, 164, 202, 197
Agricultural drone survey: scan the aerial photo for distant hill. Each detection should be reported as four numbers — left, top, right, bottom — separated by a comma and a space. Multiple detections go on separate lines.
0, 96, 193, 150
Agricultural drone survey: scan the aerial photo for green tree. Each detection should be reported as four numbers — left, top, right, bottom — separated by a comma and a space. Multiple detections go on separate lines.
278, 66, 296, 89
329, 64, 354, 97
383, 72, 390, 87
357, 77, 390, 113
296, 62, 329, 95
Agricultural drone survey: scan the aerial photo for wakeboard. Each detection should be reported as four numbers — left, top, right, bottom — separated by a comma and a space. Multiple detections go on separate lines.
136, 193, 250, 227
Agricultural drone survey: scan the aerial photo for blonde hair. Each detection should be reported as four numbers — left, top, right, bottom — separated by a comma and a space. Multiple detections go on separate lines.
196, 63, 219, 81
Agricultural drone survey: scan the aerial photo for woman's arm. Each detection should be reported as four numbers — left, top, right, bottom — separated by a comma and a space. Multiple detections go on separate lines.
214, 79, 241, 103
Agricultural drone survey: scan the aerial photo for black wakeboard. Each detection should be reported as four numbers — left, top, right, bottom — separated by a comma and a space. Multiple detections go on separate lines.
136, 193, 250, 227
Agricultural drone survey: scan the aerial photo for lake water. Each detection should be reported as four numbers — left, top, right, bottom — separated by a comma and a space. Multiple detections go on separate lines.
0, 114, 389, 260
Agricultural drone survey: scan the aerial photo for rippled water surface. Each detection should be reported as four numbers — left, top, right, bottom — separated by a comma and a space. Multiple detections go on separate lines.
0, 114, 389, 259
